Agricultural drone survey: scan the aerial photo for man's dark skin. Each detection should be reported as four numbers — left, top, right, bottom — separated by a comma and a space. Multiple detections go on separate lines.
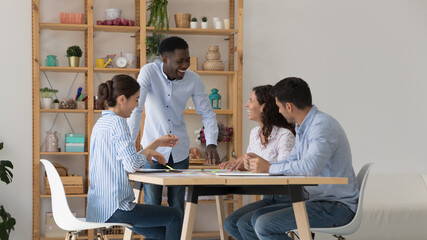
162, 48, 220, 165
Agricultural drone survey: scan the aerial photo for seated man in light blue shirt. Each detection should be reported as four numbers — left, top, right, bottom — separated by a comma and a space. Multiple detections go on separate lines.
236, 77, 359, 240
127, 36, 219, 218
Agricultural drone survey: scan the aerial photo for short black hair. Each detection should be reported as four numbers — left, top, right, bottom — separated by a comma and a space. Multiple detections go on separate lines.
271, 77, 312, 109
159, 36, 189, 56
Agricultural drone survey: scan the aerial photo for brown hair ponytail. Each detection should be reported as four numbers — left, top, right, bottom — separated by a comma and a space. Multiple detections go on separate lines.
98, 74, 140, 107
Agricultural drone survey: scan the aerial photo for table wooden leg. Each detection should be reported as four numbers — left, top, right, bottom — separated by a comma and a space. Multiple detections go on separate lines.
292, 201, 312, 240
123, 182, 143, 240
181, 202, 197, 240
289, 185, 312, 240
215, 196, 227, 240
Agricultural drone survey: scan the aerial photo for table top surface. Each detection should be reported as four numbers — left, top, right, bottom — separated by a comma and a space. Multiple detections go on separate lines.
128, 170, 348, 186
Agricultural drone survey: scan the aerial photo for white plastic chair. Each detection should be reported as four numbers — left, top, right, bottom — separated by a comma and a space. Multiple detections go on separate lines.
290, 162, 374, 240
40, 159, 133, 240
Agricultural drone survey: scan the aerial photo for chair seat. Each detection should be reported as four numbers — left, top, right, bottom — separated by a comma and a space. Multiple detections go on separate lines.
290, 163, 374, 240
66, 218, 132, 232
40, 159, 133, 234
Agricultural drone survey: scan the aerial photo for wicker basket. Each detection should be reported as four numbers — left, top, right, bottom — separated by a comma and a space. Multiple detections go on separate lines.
202, 60, 225, 71
208, 45, 219, 52
206, 51, 221, 60
174, 13, 191, 28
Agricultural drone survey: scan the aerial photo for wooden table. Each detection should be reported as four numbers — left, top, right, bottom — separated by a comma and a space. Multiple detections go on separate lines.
123, 170, 347, 240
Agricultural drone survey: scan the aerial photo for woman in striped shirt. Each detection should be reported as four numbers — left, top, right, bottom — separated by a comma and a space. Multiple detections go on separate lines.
86, 74, 182, 240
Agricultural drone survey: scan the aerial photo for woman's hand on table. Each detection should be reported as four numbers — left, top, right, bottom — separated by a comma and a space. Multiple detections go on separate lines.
229, 156, 246, 171
219, 160, 235, 169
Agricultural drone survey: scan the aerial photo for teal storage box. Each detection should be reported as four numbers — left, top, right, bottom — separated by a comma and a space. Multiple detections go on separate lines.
65, 134, 85, 152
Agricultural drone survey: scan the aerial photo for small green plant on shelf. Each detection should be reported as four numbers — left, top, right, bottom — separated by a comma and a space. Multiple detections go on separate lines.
146, 33, 165, 61
66, 45, 83, 57
191, 17, 197, 22
0, 142, 16, 240
201, 16, 208, 22
53, 99, 59, 104
40, 87, 58, 99
147, 0, 169, 31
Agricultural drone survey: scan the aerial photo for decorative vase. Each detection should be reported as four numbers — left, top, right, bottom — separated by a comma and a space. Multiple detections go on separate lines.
53, 103, 60, 109
174, 13, 191, 28
223, 19, 230, 29
68, 56, 80, 67
190, 21, 197, 29
45, 55, 58, 67
40, 98, 53, 109
202, 45, 225, 71
44, 131, 59, 152
206, 51, 221, 60
201, 22, 208, 29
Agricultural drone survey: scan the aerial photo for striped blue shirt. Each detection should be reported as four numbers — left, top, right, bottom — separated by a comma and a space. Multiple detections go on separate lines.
269, 105, 359, 212
127, 62, 218, 163
86, 111, 147, 222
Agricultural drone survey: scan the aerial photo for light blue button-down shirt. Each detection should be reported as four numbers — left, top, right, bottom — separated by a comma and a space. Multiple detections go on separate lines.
269, 105, 359, 212
127, 62, 218, 163
86, 111, 147, 222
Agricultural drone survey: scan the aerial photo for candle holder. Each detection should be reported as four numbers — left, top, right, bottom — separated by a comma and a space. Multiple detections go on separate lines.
209, 88, 221, 109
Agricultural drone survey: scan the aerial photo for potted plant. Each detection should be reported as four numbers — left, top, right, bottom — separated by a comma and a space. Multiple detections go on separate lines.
190, 17, 197, 29
147, 0, 169, 31
201, 16, 208, 29
66, 45, 83, 67
146, 33, 164, 62
40, 87, 58, 109
0, 142, 16, 240
53, 99, 60, 109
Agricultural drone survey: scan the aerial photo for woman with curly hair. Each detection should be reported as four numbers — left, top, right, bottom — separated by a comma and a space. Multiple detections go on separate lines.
220, 84, 295, 171
219, 84, 295, 240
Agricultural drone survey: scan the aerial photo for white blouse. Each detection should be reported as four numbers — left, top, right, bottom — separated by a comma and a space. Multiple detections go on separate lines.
246, 126, 295, 163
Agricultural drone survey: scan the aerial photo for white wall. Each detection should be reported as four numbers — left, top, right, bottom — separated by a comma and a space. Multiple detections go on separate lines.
243, 0, 427, 174
0, 0, 33, 239
1, 0, 427, 239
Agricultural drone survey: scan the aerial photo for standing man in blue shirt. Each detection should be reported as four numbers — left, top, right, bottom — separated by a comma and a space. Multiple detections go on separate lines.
235, 77, 359, 240
127, 36, 219, 218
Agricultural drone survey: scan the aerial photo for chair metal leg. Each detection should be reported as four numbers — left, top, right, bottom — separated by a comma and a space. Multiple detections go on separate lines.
65, 232, 72, 240
333, 235, 345, 240
94, 232, 103, 240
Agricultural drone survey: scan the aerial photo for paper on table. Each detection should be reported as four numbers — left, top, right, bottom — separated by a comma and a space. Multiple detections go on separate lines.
215, 171, 283, 176
137, 169, 182, 173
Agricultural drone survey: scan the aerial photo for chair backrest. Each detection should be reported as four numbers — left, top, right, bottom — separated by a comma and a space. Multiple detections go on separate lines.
339, 162, 374, 234
40, 159, 80, 231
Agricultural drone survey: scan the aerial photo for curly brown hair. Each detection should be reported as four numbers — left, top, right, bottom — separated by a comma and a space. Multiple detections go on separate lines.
253, 85, 295, 146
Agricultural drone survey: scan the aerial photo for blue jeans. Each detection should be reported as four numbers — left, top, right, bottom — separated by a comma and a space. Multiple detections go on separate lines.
143, 155, 189, 218
106, 204, 182, 240
225, 195, 355, 240
225, 195, 292, 240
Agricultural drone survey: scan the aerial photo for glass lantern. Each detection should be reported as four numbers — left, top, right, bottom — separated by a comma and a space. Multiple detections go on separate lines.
209, 88, 221, 109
